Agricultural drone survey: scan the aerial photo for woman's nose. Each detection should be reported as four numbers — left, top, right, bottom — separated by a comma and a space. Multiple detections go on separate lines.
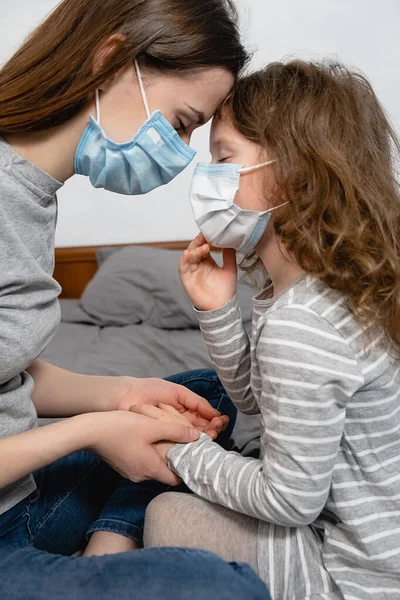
178, 131, 191, 145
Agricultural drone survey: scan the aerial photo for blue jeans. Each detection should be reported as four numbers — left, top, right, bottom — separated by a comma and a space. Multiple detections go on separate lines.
0, 369, 270, 600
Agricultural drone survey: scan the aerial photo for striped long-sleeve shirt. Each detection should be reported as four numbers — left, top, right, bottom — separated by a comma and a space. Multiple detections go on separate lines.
168, 275, 400, 599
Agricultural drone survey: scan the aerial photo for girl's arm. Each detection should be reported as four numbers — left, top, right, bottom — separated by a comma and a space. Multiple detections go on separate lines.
179, 236, 259, 414
167, 306, 363, 527
196, 296, 259, 415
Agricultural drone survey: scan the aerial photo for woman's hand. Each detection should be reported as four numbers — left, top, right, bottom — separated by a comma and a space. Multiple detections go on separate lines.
129, 403, 224, 465
116, 377, 223, 426
86, 410, 200, 486
179, 233, 238, 311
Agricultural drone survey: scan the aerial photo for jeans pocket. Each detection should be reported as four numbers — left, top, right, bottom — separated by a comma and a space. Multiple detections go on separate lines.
0, 493, 36, 544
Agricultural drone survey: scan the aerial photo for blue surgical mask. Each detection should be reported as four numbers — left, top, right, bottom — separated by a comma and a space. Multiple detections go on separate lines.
74, 60, 196, 195
189, 161, 288, 254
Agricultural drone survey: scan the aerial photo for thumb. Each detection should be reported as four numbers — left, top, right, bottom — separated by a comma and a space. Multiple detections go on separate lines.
150, 421, 200, 445
222, 248, 237, 275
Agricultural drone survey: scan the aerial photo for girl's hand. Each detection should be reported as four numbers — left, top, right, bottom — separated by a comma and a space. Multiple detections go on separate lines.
129, 403, 227, 465
179, 233, 238, 311
129, 402, 228, 441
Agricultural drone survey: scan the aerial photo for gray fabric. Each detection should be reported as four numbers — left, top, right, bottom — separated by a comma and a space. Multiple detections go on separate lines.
144, 493, 341, 600
41, 301, 213, 378
96, 245, 122, 265
79, 246, 256, 329
144, 492, 259, 573
0, 137, 63, 515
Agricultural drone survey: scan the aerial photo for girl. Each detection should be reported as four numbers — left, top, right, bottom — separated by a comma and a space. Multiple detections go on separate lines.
0, 1, 268, 598
140, 60, 400, 599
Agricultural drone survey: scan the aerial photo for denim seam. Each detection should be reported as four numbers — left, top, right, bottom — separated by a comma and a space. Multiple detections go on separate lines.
215, 394, 225, 412
29, 456, 102, 540
174, 374, 224, 389
86, 519, 143, 544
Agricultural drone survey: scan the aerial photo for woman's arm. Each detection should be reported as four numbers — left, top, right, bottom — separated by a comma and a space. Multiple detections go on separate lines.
27, 360, 223, 422
167, 306, 363, 527
196, 296, 259, 415
27, 360, 129, 416
0, 411, 200, 491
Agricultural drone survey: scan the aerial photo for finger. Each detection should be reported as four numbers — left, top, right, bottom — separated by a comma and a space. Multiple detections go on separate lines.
151, 381, 222, 421
158, 403, 193, 426
149, 421, 200, 445
158, 403, 183, 418
203, 425, 222, 440
182, 412, 209, 429
186, 245, 211, 265
203, 415, 230, 439
159, 405, 210, 430
210, 416, 228, 431
220, 415, 230, 432
187, 233, 208, 252
130, 404, 166, 420
178, 250, 190, 275
222, 247, 238, 275
174, 386, 222, 420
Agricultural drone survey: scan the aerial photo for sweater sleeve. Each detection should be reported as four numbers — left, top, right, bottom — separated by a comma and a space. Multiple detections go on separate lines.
195, 295, 259, 415
168, 305, 363, 527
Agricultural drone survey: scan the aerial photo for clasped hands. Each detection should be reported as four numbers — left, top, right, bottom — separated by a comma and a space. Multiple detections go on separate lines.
111, 375, 228, 485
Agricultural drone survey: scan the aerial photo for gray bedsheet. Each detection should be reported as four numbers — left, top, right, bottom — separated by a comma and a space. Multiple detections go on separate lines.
41, 300, 213, 377
40, 300, 261, 454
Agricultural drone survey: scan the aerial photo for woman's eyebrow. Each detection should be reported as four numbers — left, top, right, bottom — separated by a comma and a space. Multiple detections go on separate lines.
184, 103, 206, 125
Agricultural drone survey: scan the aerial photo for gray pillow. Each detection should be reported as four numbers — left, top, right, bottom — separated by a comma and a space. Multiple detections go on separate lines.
80, 246, 256, 329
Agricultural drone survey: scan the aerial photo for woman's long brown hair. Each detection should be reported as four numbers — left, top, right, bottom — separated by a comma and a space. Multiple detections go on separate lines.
222, 60, 400, 353
0, 0, 248, 135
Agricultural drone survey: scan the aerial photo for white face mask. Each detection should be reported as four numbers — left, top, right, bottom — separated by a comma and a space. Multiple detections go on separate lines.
189, 161, 289, 254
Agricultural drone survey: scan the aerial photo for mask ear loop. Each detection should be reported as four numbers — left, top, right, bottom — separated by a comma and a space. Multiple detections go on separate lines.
268, 200, 290, 213
239, 159, 278, 174
95, 60, 149, 127
95, 89, 101, 125
134, 59, 151, 120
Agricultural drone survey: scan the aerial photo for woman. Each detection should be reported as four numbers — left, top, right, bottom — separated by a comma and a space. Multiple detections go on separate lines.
0, 0, 269, 598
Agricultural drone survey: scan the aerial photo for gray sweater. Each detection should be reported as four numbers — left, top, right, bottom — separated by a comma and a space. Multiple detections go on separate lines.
0, 137, 62, 515
169, 276, 400, 599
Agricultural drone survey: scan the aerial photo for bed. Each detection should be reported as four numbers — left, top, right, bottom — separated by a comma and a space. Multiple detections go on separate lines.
41, 242, 261, 452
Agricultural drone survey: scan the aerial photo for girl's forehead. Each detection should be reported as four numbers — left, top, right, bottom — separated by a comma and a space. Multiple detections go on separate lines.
210, 116, 244, 146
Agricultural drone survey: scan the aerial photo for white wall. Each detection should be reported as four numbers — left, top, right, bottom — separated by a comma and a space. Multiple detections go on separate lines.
1, 0, 399, 247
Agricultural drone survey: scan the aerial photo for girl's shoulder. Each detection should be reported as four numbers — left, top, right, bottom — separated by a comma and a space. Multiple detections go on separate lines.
267, 275, 390, 370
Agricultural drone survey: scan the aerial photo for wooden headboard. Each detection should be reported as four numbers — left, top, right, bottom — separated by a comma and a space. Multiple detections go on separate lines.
54, 241, 191, 299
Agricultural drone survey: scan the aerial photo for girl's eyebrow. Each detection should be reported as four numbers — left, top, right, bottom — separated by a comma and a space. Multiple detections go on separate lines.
210, 138, 234, 153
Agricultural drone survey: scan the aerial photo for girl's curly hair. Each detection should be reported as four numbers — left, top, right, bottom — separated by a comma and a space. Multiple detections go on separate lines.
219, 60, 400, 353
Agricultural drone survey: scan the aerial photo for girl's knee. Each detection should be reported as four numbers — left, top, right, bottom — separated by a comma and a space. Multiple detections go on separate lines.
144, 492, 186, 547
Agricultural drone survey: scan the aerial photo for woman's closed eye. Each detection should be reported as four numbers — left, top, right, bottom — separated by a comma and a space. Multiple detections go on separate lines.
175, 118, 188, 133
